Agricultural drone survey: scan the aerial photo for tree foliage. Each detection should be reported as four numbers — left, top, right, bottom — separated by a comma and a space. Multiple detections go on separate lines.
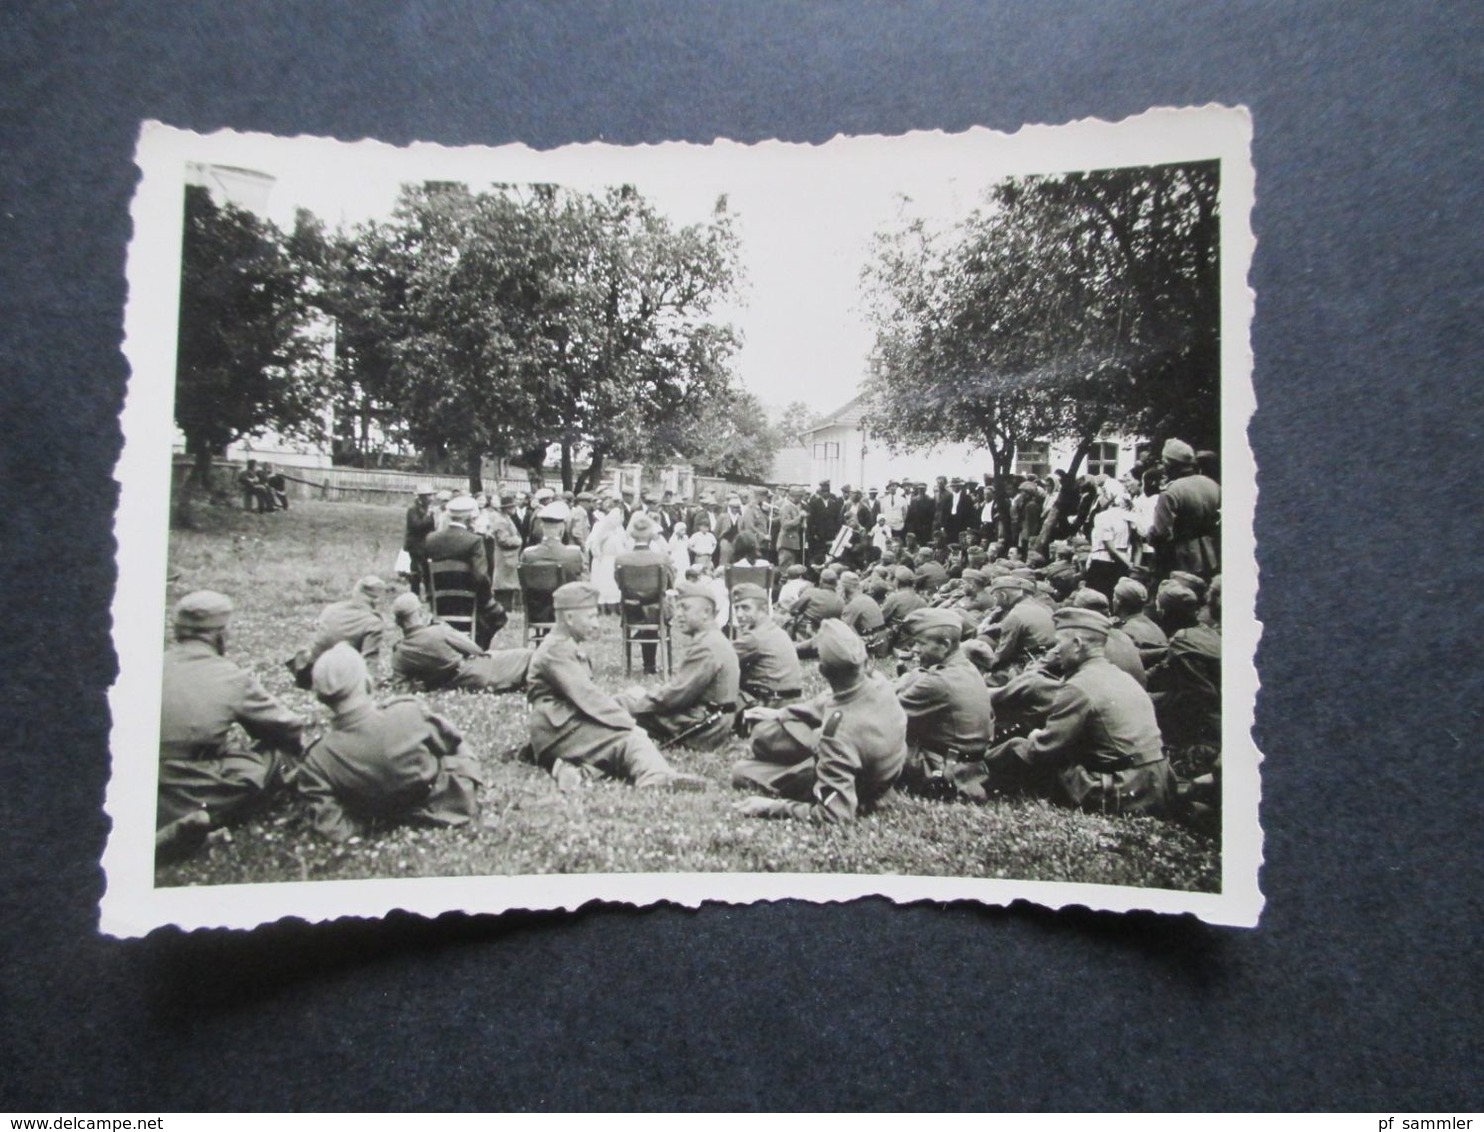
174, 186, 328, 480
861, 161, 1221, 534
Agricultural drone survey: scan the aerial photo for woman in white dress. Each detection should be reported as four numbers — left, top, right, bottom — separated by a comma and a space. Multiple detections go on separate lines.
667, 521, 692, 576
586, 506, 629, 614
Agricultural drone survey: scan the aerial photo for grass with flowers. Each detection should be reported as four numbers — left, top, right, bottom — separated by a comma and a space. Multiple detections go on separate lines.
153, 498, 1219, 893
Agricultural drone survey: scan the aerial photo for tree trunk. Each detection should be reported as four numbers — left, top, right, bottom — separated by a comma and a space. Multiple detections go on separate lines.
1036, 438, 1091, 555
581, 450, 606, 496
191, 443, 214, 487
987, 442, 1014, 546
466, 450, 483, 495
560, 442, 573, 492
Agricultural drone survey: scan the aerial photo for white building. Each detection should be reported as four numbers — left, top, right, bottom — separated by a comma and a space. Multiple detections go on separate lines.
776, 394, 1143, 490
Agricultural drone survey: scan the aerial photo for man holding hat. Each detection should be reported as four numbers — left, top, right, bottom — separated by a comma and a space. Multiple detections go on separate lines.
526, 582, 706, 791
959, 607, 1173, 817
730, 582, 803, 711
389, 593, 531, 693
292, 643, 483, 841
894, 607, 996, 795
156, 591, 305, 857
732, 620, 908, 825
1148, 438, 1221, 583
617, 580, 741, 751
403, 483, 438, 596
426, 495, 505, 648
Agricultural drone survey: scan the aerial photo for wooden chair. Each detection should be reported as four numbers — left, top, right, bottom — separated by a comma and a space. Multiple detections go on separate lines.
616, 562, 672, 676
517, 561, 564, 647
723, 563, 773, 637
428, 559, 481, 641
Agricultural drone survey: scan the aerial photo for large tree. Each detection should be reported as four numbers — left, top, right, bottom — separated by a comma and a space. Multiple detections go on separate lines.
861, 161, 1220, 542
174, 186, 328, 482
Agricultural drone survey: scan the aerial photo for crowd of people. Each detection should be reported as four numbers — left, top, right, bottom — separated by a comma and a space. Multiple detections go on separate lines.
155, 438, 1222, 861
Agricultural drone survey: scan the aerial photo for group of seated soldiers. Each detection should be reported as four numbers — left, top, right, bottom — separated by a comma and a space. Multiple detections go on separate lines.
155, 499, 1221, 861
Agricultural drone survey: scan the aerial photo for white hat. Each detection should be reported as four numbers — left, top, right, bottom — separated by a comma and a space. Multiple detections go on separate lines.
447, 495, 477, 517
538, 500, 570, 522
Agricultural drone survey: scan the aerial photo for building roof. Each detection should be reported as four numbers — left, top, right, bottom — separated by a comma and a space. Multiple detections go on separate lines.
797, 394, 869, 436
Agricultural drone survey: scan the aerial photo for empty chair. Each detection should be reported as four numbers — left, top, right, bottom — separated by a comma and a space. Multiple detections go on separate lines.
518, 561, 565, 647
616, 562, 672, 676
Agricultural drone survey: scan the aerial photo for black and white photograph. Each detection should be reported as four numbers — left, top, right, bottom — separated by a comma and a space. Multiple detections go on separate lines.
102, 109, 1259, 934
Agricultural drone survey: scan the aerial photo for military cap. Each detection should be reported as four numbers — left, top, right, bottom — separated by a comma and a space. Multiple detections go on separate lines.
894, 565, 917, 583
1169, 570, 1208, 597
173, 590, 233, 631
903, 607, 963, 642
626, 512, 657, 540
960, 568, 986, 585
312, 641, 369, 701
1113, 578, 1148, 607
537, 500, 570, 522
730, 582, 769, 605
1161, 438, 1197, 465
989, 575, 1032, 594
354, 575, 387, 598
1054, 606, 1112, 637
1012, 567, 1037, 580
413, 482, 435, 496
787, 564, 807, 578
675, 580, 718, 608
817, 568, 838, 586
552, 581, 600, 611
1156, 581, 1201, 614
815, 619, 868, 668
838, 571, 861, 588
391, 592, 423, 620
447, 495, 477, 517
1070, 587, 1111, 612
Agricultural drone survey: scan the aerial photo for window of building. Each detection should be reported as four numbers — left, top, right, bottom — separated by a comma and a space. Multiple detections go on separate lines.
1086, 441, 1120, 477
1015, 442, 1050, 478
813, 441, 840, 460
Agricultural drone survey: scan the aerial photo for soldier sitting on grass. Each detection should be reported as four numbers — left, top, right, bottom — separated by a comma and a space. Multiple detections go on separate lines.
292, 643, 484, 842
388, 592, 531, 694
732, 620, 908, 825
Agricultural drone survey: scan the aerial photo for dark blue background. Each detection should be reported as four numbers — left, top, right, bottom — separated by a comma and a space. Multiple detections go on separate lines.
2, 1, 1479, 1111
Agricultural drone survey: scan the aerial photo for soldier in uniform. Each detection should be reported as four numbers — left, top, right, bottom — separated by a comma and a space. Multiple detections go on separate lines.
775, 485, 805, 572
389, 593, 531, 693
1111, 577, 1169, 669
732, 620, 908, 824
1148, 438, 1221, 583
880, 564, 927, 650
292, 643, 484, 841
979, 575, 1056, 683
1146, 581, 1222, 750
894, 607, 996, 796
288, 575, 388, 688
155, 591, 306, 858
486, 493, 525, 613
956, 607, 1174, 817
519, 499, 586, 628
730, 582, 803, 712
617, 581, 741, 751
425, 495, 505, 648
526, 582, 707, 791
837, 570, 888, 656
1066, 587, 1148, 687
786, 567, 845, 643
613, 512, 674, 676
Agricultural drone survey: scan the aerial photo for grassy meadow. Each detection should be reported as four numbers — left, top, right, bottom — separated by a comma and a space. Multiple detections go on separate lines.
154, 498, 1219, 893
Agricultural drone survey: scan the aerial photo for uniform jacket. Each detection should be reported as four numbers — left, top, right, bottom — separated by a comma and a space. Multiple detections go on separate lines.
391, 619, 529, 692
733, 619, 804, 698
159, 639, 305, 763
841, 592, 886, 644
627, 627, 740, 721
776, 498, 804, 551
740, 502, 771, 545
1149, 471, 1220, 578
519, 538, 584, 583
1019, 655, 1165, 778
1117, 612, 1170, 669
296, 696, 479, 840
526, 632, 641, 759
1147, 623, 1221, 747
880, 588, 927, 644
313, 595, 385, 663
990, 596, 1056, 674
895, 648, 996, 755
789, 585, 845, 630
752, 671, 908, 824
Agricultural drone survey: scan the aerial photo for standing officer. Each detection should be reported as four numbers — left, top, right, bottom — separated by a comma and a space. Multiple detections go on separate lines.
293, 643, 483, 841
732, 620, 907, 824
156, 591, 305, 857
617, 580, 740, 751
1148, 438, 1221, 582
525, 582, 707, 791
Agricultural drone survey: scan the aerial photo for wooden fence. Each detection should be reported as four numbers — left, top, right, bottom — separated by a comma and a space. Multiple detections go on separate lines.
178, 461, 539, 507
